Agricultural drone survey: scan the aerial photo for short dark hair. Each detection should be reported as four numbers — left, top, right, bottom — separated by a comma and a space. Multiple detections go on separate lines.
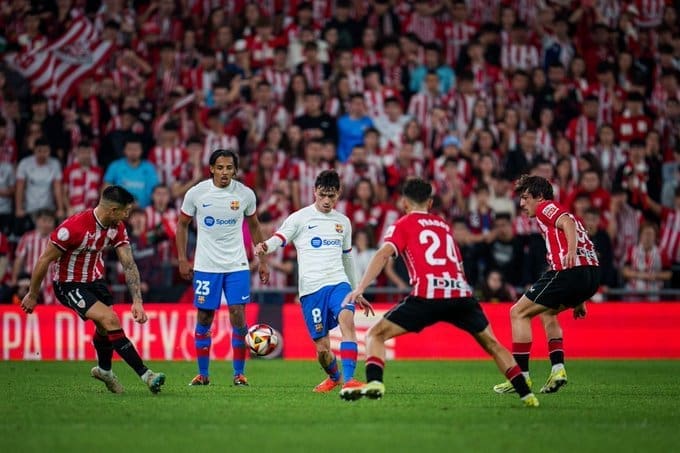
102, 185, 135, 206
209, 149, 239, 168
402, 177, 432, 204
34, 137, 50, 148
314, 169, 340, 191
514, 174, 554, 200
314, 170, 340, 190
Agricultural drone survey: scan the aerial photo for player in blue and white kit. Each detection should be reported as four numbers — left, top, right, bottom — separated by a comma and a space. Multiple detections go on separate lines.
177, 149, 270, 386
255, 170, 373, 393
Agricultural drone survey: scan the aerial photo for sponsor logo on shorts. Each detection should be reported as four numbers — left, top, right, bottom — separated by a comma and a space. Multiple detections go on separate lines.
315, 323, 323, 332
197, 295, 205, 304
542, 203, 559, 219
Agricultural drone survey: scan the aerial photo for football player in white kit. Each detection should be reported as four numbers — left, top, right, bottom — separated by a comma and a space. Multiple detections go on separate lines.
255, 170, 373, 393
177, 149, 270, 386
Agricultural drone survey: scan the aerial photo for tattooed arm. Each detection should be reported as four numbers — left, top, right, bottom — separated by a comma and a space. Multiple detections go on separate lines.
115, 244, 148, 323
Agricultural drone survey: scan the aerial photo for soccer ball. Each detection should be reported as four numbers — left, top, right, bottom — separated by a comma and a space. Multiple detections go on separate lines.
245, 323, 279, 356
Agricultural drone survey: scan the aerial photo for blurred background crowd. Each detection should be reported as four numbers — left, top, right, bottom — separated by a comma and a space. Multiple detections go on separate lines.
0, 0, 679, 305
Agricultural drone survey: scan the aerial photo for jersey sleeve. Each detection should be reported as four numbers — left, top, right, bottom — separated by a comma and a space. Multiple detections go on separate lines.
113, 223, 130, 248
342, 217, 352, 253
535, 200, 568, 228
383, 218, 407, 255
50, 219, 82, 251
243, 187, 257, 217
180, 186, 197, 217
275, 212, 300, 246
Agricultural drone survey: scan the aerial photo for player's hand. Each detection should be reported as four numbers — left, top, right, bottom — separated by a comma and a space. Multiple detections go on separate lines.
20, 293, 39, 314
573, 303, 587, 319
178, 260, 193, 280
562, 251, 576, 269
355, 295, 375, 317
342, 289, 363, 308
131, 301, 148, 324
258, 261, 270, 284
254, 242, 268, 256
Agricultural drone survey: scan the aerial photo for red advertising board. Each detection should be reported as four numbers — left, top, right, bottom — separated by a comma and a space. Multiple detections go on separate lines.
1, 302, 678, 360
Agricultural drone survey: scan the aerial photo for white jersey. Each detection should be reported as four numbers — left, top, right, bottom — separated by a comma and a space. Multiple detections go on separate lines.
180, 179, 256, 273
274, 205, 353, 297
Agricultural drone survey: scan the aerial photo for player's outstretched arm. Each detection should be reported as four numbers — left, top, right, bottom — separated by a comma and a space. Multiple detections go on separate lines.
115, 244, 148, 324
21, 243, 63, 314
344, 244, 394, 306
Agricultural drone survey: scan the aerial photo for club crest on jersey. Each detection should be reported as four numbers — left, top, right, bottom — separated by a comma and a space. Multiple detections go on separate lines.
230, 200, 240, 211
57, 227, 69, 241
107, 229, 117, 239
335, 223, 343, 233
542, 203, 559, 219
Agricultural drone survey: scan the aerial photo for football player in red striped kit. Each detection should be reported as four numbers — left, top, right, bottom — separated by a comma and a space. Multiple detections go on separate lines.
341, 177, 538, 407
20, 185, 166, 395
493, 175, 600, 395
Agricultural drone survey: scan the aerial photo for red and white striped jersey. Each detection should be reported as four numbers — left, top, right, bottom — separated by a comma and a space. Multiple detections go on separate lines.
298, 62, 327, 90
252, 104, 289, 140
587, 84, 624, 127
535, 128, 555, 161
63, 164, 103, 213
565, 115, 597, 157
660, 208, 680, 264
352, 49, 381, 70
148, 146, 187, 186
144, 206, 178, 261
51, 209, 129, 282
0, 137, 18, 165
408, 92, 442, 129
430, 155, 472, 188
16, 230, 51, 275
468, 0, 500, 24
535, 200, 600, 270
625, 244, 669, 293
501, 44, 540, 72
596, 0, 622, 28
401, 12, 440, 44
338, 161, 385, 190
289, 160, 330, 207
202, 131, 239, 166
364, 87, 399, 119
262, 67, 292, 103
247, 35, 287, 69
384, 211, 473, 299
440, 21, 477, 67
633, 0, 665, 27
513, 214, 541, 236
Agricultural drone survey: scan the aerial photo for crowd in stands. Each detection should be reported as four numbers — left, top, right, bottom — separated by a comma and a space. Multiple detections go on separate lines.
0, 0, 679, 304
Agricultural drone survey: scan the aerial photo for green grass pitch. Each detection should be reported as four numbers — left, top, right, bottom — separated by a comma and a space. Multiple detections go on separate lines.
2, 360, 679, 452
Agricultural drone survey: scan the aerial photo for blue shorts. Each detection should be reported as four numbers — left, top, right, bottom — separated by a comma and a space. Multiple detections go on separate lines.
193, 270, 251, 310
299, 282, 355, 340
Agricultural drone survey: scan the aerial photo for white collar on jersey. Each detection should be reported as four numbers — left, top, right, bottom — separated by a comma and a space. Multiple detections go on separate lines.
210, 179, 234, 191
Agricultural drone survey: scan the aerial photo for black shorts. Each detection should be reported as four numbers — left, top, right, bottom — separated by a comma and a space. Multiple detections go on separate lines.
525, 266, 600, 309
385, 296, 489, 335
53, 280, 113, 320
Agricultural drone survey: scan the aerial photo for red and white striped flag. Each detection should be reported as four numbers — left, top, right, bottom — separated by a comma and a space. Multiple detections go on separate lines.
5, 17, 113, 110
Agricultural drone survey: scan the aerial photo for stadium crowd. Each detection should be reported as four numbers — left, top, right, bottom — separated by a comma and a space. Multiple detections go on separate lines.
0, 0, 679, 304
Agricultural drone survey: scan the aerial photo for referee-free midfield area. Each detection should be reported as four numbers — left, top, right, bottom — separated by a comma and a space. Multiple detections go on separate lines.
2, 360, 678, 453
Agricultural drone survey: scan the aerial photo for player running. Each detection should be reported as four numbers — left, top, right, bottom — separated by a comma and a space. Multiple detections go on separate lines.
341, 177, 538, 407
20, 186, 166, 394
177, 149, 269, 386
254, 170, 373, 393
493, 175, 600, 395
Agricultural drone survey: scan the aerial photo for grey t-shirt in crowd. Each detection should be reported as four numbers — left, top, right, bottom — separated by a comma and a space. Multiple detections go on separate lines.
0, 162, 15, 214
16, 155, 62, 214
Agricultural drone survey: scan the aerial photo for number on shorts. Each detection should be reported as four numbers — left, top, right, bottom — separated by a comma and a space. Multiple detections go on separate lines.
311, 308, 322, 324
67, 289, 85, 308
195, 280, 211, 296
